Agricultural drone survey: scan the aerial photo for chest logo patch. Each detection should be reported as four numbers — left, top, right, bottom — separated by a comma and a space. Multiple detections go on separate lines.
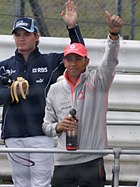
32, 67, 48, 73
36, 78, 44, 83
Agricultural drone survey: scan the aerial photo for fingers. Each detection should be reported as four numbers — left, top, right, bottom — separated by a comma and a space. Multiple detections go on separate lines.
111, 15, 123, 26
66, 0, 76, 12
59, 116, 78, 131
61, 0, 77, 17
105, 10, 123, 33
60, 10, 65, 17
105, 10, 111, 24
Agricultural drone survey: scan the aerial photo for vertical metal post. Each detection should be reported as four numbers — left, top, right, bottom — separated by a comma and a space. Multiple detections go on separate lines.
28, 0, 50, 36
112, 148, 121, 187
115, 0, 122, 36
115, 0, 122, 16
130, 0, 136, 40
14, 0, 25, 19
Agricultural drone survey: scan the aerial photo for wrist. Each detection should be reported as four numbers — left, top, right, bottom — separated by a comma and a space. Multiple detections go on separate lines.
67, 23, 77, 29
55, 123, 63, 134
109, 32, 119, 40
109, 32, 119, 36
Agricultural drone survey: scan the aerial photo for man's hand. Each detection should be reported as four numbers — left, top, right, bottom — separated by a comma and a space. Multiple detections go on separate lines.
105, 10, 123, 34
61, 0, 77, 28
55, 116, 78, 134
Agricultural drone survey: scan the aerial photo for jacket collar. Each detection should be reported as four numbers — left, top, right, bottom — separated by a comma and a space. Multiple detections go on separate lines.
64, 67, 89, 87
15, 47, 41, 62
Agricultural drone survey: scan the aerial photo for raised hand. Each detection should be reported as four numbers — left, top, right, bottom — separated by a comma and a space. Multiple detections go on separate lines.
105, 10, 123, 33
61, 0, 78, 28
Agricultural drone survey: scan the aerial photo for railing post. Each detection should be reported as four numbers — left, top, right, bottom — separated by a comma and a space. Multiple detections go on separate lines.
112, 148, 122, 187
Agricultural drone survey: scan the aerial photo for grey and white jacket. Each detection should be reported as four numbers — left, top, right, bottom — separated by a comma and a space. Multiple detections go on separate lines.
42, 36, 120, 166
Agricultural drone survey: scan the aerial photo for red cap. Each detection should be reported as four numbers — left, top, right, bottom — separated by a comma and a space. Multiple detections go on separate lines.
64, 43, 87, 57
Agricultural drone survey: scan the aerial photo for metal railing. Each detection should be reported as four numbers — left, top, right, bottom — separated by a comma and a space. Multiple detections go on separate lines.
0, 147, 140, 187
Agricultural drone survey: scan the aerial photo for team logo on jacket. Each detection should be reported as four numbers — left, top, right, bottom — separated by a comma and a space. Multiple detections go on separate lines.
36, 78, 44, 83
32, 67, 48, 73
0, 66, 16, 76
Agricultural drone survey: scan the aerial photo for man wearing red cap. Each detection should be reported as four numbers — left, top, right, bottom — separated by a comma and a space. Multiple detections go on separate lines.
43, 11, 123, 187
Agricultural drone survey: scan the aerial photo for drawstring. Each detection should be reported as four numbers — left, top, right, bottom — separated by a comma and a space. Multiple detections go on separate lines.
5, 143, 35, 167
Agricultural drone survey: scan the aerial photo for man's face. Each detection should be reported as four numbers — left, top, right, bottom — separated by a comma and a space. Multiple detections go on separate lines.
64, 54, 89, 79
13, 29, 39, 54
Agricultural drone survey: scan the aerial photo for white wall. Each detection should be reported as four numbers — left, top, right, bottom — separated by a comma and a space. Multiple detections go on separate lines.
1, 35, 140, 72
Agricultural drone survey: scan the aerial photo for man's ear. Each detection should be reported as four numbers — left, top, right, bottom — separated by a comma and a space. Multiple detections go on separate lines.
63, 59, 67, 68
86, 58, 89, 65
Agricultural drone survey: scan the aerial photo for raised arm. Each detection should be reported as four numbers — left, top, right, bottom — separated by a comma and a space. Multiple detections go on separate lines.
92, 11, 123, 91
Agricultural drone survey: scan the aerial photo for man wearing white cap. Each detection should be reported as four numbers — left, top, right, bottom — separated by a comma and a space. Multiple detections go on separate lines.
43, 11, 123, 187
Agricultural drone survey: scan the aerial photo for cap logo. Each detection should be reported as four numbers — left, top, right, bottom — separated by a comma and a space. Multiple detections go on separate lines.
69, 44, 78, 52
16, 21, 28, 27
70, 44, 76, 49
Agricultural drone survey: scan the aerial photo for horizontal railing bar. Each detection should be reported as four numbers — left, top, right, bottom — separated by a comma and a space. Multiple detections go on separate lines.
108, 108, 140, 112
0, 148, 140, 155
0, 148, 113, 154
121, 149, 140, 154
107, 121, 140, 125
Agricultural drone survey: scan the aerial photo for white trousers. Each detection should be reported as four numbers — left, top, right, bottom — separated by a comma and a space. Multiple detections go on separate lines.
5, 136, 54, 187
